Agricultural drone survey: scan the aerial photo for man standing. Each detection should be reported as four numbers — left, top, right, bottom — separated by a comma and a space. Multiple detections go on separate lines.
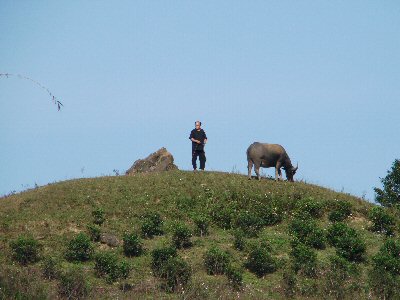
189, 121, 207, 171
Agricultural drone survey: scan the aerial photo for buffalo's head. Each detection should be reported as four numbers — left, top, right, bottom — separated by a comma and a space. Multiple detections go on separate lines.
284, 163, 298, 182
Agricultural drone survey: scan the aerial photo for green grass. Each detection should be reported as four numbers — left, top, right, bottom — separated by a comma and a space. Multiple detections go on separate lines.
0, 170, 396, 299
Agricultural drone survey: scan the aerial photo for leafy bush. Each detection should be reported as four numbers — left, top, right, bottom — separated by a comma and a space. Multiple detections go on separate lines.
374, 159, 400, 207
123, 232, 144, 257
9, 235, 41, 265
245, 244, 278, 277
92, 208, 105, 226
159, 256, 192, 292
233, 230, 246, 251
324, 255, 359, 299
327, 223, 366, 262
234, 210, 264, 237
328, 200, 352, 222
282, 268, 297, 298
151, 246, 178, 276
368, 206, 396, 236
87, 224, 101, 242
290, 242, 317, 277
42, 256, 60, 280
192, 214, 210, 236
369, 239, 400, 299
226, 265, 243, 290
94, 251, 131, 283
211, 205, 234, 229
141, 212, 164, 238
65, 233, 94, 262
257, 203, 283, 226
293, 197, 324, 219
58, 266, 90, 299
289, 218, 326, 249
171, 222, 192, 249
203, 246, 231, 275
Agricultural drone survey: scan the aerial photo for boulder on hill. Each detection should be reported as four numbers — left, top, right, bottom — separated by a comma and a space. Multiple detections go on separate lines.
126, 147, 178, 175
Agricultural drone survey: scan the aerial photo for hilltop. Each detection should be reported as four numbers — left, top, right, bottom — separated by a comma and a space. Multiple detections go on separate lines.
0, 170, 398, 299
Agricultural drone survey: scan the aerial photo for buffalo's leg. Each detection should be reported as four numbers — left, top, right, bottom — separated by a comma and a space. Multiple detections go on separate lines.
247, 160, 253, 179
254, 162, 261, 180
275, 163, 282, 181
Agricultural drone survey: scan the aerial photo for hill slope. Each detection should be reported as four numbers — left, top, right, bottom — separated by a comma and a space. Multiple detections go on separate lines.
0, 171, 396, 299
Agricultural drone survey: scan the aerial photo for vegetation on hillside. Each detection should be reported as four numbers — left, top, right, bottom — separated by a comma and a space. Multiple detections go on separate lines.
0, 170, 399, 299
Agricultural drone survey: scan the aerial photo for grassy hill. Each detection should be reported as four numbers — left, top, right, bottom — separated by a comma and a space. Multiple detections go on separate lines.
0, 170, 399, 299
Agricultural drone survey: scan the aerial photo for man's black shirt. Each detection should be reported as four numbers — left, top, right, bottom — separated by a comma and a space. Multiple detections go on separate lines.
189, 129, 207, 151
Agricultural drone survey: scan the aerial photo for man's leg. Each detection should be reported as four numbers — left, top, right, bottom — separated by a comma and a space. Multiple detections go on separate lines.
199, 151, 206, 170
192, 151, 198, 170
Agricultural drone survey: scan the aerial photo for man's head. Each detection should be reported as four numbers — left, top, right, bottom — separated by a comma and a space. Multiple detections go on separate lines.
195, 121, 202, 129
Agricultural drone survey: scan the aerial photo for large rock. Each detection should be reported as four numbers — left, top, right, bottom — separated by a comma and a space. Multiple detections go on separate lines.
126, 147, 178, 174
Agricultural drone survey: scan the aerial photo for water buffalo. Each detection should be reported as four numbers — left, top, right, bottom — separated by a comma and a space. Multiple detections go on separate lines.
247, 142, 298, 181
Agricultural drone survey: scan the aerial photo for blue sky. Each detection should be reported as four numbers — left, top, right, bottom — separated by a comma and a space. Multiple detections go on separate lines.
1, 1, 399, 201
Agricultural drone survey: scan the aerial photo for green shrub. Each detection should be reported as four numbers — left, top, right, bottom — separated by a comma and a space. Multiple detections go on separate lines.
289, 218, 326, 249
328, 200, 352, 222
369, 239, 400, 299
290, 242, 317, 277
257, 203, 283, 226
159, 256, 192, 293
233, 230, 246, 251
58, 266, 90, 299
234, 210, 264, 237
374, 159, 400, 207
94, 251, 131, 283
92, 208, 105, 226
226, 265, 243, 290
327, 223, 366, 262
87, 224, 101, 242
192, 214, 210, 236
141, 212, 164, 238
123, 232, 144, 257
176, 196, 196, 212
293, 197, 324, 219
42, 256, 61, 280
203, 247, 231, 275
151, 246, 178, 276
368, 206, 396, 236
65, 233, 94, 262
324, 255, 359, 299
171, 222, 192, 249
9, 235, 41, 265
211, 205, 234, 229
245, 244, 278, 277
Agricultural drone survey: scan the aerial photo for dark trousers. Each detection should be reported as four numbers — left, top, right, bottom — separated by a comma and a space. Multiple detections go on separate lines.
192, 150, 206, 170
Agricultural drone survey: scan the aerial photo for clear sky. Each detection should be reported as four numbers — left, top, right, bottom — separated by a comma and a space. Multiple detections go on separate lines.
1, 1, 399, 201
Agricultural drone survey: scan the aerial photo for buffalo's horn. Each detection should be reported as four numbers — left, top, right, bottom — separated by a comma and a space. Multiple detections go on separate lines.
293, 163, 298, 172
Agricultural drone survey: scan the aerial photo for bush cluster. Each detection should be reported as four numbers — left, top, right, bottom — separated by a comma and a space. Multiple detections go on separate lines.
192, 214, 210, 236
58, 266, 90, 299
141, 212, 164, 238
65, 233, 94, 262
234, 211, 264, 237
293, 197, 324, 219
289, 218, 326, 249
328, 200, 352, 222
92, 208, 105, 226
226, 265, 243, 290
94, 251, 130, 283
87, 224, 101, 242
171, 222, 192, 249
245, 244, 278, 277
368, 206, 396, 236
151, 246, 191, 292
123, 232, 144, 257
369, 239, 400, 299
9, 235, 41, 265
257, 203, 283, 226
327, 223, 366, 262
42, 256, 60, 280
233, 230, 246, 251
290, 242, 317, 277
203, 246, 231, 275
211, 205, 234, 229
